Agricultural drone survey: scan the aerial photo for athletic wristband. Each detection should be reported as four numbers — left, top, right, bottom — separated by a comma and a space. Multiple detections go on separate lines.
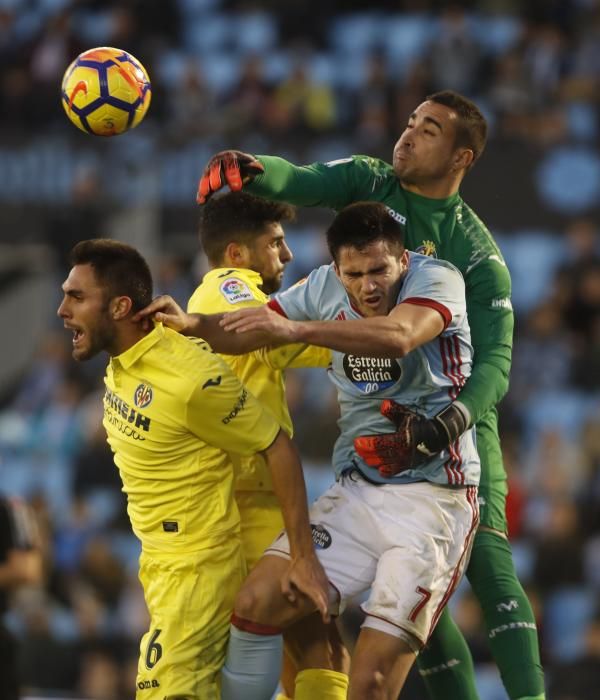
431, 403, 469, 447
415, 403, 469, 457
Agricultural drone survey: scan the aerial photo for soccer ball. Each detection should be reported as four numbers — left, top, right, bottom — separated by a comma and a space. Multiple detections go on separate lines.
61, 47, 151, 136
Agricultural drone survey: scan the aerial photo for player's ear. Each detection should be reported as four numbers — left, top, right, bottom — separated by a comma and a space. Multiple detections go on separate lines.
224, 241, 250, 267
453, 148, 473, 172
111, 296, 133, 320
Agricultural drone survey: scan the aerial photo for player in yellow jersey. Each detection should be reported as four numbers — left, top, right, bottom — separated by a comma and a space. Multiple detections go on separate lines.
190, 193, 331, 569
189, 192, 349, 700
57, 238, 330, 700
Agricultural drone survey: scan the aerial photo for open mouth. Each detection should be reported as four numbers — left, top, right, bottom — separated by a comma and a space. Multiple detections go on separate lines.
67, 326, 84, 346
363, 297, 381, 309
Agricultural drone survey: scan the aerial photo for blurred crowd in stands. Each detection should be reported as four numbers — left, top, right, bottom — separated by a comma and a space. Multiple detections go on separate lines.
1, 0, 600, 150
1, 0, 600, 209
1, 0, 600, 698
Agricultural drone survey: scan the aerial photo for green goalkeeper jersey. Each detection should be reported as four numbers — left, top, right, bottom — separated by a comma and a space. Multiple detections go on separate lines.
248, 154, 513, 427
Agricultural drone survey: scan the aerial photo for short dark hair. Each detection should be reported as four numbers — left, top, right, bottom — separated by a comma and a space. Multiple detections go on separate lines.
326, 202, 405, 262
69, 239, 153, 311
199, 191, 296, 265
427, 90, 488, 167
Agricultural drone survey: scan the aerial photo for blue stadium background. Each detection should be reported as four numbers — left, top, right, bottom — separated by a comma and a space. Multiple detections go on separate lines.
1, 0, 599, 698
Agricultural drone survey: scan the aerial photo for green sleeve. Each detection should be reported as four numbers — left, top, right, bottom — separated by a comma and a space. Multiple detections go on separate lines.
247, 155, 377, 209
459, 258, 514, 425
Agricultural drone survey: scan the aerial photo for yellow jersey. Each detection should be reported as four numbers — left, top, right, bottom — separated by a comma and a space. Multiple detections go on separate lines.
188, 267, 330, 491
102, 323, 280, 554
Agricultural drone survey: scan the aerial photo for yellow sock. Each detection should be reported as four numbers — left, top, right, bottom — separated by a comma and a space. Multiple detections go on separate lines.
295, 668, 349, 700
275, 695, 292, 700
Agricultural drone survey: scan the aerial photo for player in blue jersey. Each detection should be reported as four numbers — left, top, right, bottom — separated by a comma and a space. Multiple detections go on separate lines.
138, 201, 480, 699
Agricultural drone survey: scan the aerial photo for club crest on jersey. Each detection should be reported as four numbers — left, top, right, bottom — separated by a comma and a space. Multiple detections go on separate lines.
220, 278, 254, 304
415, 240, 437, 258
134, 383, 153, 408
343, 354, 401, 393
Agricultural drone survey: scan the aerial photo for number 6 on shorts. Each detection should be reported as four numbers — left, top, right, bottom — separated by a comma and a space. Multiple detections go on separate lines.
145, 628, 163, 669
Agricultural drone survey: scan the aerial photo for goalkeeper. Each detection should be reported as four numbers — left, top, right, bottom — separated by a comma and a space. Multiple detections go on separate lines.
197, 90, 545, 700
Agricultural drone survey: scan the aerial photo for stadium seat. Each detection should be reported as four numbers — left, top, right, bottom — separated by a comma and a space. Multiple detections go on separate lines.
471, 14, 523, 55
566, 101, 598, 142
523, 390, 600, 444
329, 12, 385, 55
306, 52, 337, 86
544, 588, 596, 661
177, 0, 222, 17
494, 231, 564, 313
70, 11, 114, 45
260, 49, 293, 83
11, 6, 44, 43
283, 227, 330, 282
474, 665, 508, 700
198, 52, 241, 94
37, 0, 71, 16
510, 539, 536, 583
153, 49, 187, 87
537, 145, 600, 214
328, 52, 369, 90
109, 531, 143, 575
382, 13, 434, 77
233, 12, 278, 54
182, 13, 232, 55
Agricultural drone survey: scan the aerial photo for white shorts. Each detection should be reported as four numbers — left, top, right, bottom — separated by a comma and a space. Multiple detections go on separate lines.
266, 473, 479, 648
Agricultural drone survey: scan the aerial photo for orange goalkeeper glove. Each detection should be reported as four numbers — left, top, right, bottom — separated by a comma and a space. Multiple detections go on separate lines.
196, 150, 265, 203
354, 399, 469, 478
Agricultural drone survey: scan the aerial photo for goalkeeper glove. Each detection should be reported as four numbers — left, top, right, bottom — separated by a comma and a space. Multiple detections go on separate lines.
196, 150, 265, 204
353, 399, 469, 478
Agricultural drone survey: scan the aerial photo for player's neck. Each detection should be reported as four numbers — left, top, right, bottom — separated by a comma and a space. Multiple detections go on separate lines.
109, 322, 152, 357
400, 174, 463, 200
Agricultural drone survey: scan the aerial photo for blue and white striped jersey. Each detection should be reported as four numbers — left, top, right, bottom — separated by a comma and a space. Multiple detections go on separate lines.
271, 252, 480, 487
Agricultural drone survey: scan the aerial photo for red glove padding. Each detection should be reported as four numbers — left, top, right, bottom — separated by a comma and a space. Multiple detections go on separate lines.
196, 150, 265, 204
354, 399, 429, 478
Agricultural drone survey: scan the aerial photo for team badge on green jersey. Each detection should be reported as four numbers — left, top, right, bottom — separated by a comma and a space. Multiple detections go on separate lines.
416, 240, 437, 258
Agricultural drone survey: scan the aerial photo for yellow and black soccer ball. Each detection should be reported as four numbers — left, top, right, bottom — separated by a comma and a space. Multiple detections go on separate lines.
61, 46, 151, 136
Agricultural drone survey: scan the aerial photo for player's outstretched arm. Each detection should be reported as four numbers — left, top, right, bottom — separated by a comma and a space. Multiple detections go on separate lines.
134, 296, 282, 355
222, 298, 445, 357
220, 305, 301, 343
262, 431, 330, 623
198, 152, 370, 208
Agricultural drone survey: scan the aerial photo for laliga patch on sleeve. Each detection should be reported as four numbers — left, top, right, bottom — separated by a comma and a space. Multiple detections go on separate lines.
219, 278, 254, 304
